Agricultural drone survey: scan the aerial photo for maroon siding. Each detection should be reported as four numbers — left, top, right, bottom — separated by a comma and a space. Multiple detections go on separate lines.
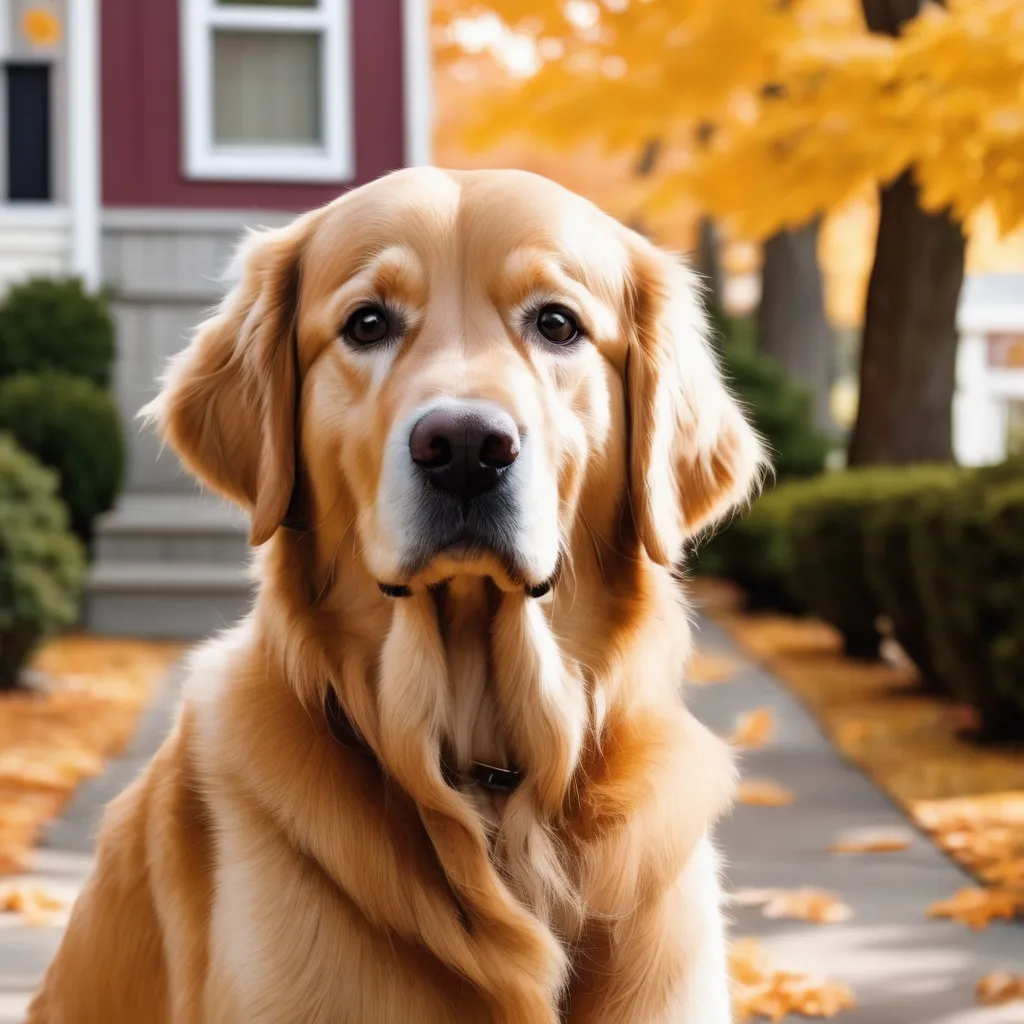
101, 0, 406, 209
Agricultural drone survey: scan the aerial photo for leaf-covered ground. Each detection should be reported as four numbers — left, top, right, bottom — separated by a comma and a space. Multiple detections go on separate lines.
0, 637, 181, 878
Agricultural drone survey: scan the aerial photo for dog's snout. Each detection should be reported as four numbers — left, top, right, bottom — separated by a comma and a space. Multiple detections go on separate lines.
410, 406, 520, 500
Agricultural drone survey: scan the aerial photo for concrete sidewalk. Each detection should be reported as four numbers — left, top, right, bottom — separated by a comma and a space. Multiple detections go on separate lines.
689, 617, 1024, 1024
1, 619, 1022, 1023
0, 664, 184, 1024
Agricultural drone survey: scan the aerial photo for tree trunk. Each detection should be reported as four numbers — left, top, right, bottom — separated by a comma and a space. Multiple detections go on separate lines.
849, 0, 966, 466
757, 219, 833, 431
697, 217, 724, 311
847, 177, 966, 465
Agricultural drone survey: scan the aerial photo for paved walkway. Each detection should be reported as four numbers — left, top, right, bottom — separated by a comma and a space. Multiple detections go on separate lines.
1, 619, 1021, 1023
690, 617, 1024, 1024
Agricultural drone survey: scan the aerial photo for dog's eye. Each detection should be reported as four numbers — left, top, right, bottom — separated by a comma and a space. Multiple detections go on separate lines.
344, 306, 390, 345
536, 305, 580, 345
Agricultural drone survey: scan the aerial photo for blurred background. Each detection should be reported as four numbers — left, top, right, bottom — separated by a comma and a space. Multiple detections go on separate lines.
0, 1, 1022, 1021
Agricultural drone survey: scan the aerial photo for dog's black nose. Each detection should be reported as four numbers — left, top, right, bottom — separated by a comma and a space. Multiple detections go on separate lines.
410, 406, 520, 500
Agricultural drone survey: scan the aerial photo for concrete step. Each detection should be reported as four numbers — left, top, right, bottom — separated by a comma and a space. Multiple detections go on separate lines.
84, 561, 254, 639
92, 493, 251, 564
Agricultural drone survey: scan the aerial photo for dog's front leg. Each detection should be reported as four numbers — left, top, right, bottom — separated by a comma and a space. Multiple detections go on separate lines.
654, 835, 733, 1023
568, 834, 732, 1024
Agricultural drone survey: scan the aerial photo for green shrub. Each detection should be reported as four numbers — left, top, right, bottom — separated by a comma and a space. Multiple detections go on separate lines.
722, 342, 831, 480
0, 277, 115, 386
694, 313, 831, 595
784, 467, 956, 658
910, 464, 1024, 738
863, 466, 966, 689
981, 481, 1024, 725
0, 374, 124, 538
0, 434, 86, 689
697, 479, 824, 612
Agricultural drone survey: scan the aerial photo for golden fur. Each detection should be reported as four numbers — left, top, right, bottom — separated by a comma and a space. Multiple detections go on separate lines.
28, 168, 766, 1023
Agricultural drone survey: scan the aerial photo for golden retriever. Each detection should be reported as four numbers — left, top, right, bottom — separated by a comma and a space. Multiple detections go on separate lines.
28, 168, 764, 1024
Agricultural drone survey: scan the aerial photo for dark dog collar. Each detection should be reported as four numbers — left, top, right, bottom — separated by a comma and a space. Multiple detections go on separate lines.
324, 688, 522, 793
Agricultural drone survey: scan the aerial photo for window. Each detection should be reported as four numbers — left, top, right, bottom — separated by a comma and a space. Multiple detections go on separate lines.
182, 0, 353, 182
6, 64, 51, 200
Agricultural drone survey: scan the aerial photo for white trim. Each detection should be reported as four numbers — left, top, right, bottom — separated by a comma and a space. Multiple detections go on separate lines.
67, 0, 101, 290
402, 0, 433, 166
0, 204, 70, 228
102, 207, 295, 231
181, 0, 354, 183
958, 306, 1024, 333
205, 6, 327, 31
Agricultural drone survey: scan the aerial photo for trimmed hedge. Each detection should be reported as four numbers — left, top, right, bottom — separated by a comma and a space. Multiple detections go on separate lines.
785, 468, 918, 657
705, 456, 1024, 740
986, 481, 1024, 722
0, 278, 115, 387
863, 466, 965, 688
909, 465, 1024, 738
0, 434, 86, 689
697, 480, 824, 612
0, 373, 124, 539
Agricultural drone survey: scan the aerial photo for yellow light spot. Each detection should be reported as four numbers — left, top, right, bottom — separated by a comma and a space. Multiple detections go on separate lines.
22, 8, 62, 48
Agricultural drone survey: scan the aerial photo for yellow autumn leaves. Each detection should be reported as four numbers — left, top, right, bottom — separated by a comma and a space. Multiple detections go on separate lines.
683, 0, 1024, 237
438, 0, 1024, 240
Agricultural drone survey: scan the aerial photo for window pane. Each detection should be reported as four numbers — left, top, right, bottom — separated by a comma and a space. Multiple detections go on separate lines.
213, 30, 322, 146
7, 64, 51, 201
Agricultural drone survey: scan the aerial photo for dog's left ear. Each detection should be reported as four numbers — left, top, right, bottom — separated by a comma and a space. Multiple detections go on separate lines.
625, 236, 768, 566
142, 211, 318, 546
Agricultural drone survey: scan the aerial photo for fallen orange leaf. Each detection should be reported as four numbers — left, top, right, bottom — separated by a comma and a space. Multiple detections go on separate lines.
0, 748, 104, 789
730, 937, 773, 987
976, 971, 1024, 1006
911, 792, 1024, 891
730, 707, 776, 749
829, 835, 910, 855
733, 887, 853, 924
0, 847, 31, 875
927, 888, 1024, 930
984, 860, 1024, 887
688, 651, 740, 686
0, 883, 66, 926
737, 779, 796, 807
834, 720, 872, 747
730, 937, 856, 1022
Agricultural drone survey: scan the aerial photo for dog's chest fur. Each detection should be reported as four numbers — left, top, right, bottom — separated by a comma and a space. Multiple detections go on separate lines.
440, 578, 579, 931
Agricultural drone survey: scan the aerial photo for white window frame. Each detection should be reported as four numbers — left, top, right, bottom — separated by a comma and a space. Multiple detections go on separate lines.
181, 0, 353, 182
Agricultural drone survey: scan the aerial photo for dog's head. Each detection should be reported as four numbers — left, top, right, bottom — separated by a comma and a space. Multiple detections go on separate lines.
148, 168, 764, 595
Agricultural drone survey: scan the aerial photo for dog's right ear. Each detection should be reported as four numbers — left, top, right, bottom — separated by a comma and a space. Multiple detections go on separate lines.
142, 213, 318, 546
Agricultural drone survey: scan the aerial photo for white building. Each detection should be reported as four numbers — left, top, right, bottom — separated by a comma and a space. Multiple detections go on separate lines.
955, 273, 1024, 466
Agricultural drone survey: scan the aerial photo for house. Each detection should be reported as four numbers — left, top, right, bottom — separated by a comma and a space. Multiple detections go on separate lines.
954, 273, 1024, 468
0, 0, 431, 637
